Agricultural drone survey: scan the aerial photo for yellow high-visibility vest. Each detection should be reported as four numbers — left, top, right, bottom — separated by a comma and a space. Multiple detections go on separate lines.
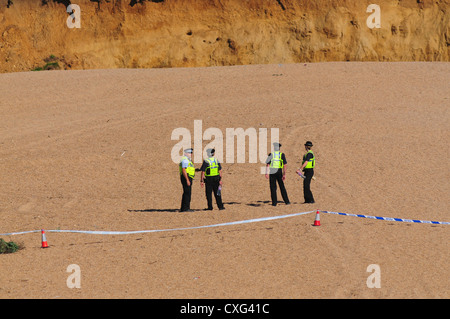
270, 151, 284, 169
179, 156, 195, 178
205, 157, 219, 177
303, 150, 315, 169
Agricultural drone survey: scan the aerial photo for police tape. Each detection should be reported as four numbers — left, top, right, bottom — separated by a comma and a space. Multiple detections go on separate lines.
1, 210, 448, 237
0, 211, 315, 236
322, 211, 450, 225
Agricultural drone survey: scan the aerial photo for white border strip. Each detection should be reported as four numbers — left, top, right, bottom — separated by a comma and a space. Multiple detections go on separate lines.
0, 211, 315, 236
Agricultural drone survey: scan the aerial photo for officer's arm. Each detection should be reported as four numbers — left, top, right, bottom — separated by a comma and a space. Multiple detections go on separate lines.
200, 161, 206, 185
182, 168, 190, 183
265, 154, 272, 177
300, 153, 312, 171
300, 161, 308, 171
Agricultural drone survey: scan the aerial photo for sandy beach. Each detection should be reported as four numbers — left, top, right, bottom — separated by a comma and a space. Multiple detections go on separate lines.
0, 62, 449, 299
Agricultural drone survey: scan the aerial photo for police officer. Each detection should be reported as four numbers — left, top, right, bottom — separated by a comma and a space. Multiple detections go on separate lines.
296, 141, 315, 204
179, 148, 195, 212
200, 149, 225, 210
265, 142, 290, 206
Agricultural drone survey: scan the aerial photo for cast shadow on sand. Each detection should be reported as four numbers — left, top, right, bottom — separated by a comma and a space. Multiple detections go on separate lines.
128, 208, 182, 213
128, 202, 241, 213
128, 200, 301, 212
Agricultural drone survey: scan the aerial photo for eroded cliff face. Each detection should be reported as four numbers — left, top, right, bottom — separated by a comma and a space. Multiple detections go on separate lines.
0, 0, 449, 73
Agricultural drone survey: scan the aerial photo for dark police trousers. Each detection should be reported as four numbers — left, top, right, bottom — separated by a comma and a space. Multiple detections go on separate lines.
180, 175, 193, 211
204, 176, 224, 210
269, 170, 290, 206
303, 168, 315, 203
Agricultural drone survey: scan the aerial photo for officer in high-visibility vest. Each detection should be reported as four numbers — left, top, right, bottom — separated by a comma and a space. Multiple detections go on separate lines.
296, 141, 315, 204
265, 143, 290, 206
179, 148, 195, 212
200, 149, 225, 210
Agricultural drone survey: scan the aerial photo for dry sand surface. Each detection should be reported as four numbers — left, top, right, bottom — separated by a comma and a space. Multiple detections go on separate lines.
0, 62, 449, 299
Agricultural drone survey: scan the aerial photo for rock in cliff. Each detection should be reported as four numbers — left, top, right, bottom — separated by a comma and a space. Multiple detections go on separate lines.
0, 0, 449, 73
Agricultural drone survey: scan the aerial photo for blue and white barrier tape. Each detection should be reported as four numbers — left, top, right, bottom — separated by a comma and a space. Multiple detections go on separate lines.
1, 210, 447, 237
323, 211, 450, 225
0, 211, 315, 236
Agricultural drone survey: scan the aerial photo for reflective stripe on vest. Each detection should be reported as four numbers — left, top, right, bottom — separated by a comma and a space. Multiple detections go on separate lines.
179, 156, 195, 178
270, 151, 283, 169
303, 150, 315, 169
205, 157, 219, 177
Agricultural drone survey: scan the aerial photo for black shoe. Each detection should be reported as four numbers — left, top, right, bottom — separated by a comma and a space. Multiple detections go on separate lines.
272, 204, 277, 207
285, 202, 291, 205
219, 207, 225, 210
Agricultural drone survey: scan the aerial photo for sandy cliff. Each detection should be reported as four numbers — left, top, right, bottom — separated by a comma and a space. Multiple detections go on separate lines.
0, 0, 449, 72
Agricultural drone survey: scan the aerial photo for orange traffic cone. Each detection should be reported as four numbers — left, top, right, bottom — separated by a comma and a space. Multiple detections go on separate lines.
41, 229, 49, 248
313, 210, 321, 226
